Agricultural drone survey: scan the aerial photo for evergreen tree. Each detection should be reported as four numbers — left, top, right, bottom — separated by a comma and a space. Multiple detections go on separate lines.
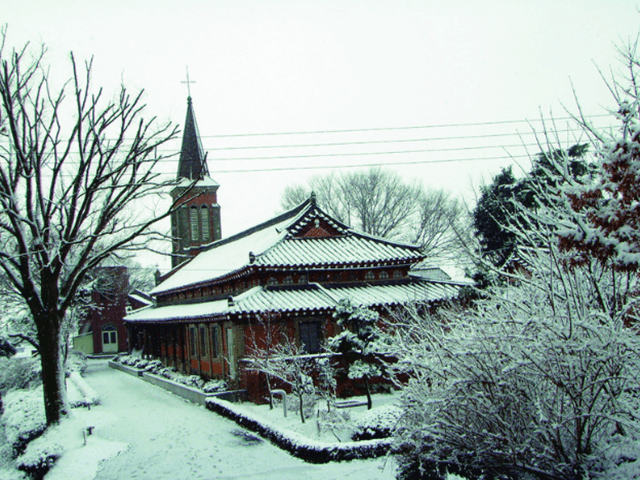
328, 299, 386, 410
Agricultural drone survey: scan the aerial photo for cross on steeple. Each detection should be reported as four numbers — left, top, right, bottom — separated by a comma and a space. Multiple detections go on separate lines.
181, 67, 196, 98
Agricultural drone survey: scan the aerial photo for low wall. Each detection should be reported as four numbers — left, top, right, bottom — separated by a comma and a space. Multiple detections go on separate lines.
108, 361, 245, 405
140, 373, 211, 405
72, 333, 94, 355
108, 360, 143, 377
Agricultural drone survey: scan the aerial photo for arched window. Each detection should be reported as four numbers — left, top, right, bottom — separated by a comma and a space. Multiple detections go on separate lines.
190, 206, 199, 240
200, 206, 210, 241
365, 271, 375, 280
379, 270, 389, 280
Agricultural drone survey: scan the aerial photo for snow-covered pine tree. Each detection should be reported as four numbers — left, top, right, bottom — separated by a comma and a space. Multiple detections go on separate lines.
329, 299, 388, 410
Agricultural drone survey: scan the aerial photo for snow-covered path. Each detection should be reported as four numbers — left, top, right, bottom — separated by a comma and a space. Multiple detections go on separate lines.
82, 360, 396, 480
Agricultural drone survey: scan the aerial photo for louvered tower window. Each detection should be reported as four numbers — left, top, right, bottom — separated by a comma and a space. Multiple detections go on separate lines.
200, 206, 210, 241
190, 206, 199, 240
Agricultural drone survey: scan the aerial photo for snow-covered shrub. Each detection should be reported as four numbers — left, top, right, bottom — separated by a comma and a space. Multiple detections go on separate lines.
15, 440, 62, 478
317, 409, 352, 441
393, 277, 640, 479
390, 72, 640, 477
143, 359, 163, 372
1, 387, 46, 456
65, 350, 87, 376
133, 358, 149, 369
286, 390, 318, 420
158, 367, 177, 380
0, 334, 17, 358
203, 379, 227, 393
351, 404, 401, 441
179, 375, 205, 389
0, 357, 41, 395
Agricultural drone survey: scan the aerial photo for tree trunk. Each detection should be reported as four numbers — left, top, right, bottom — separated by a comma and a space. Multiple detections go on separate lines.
364, 375, 372, 410
36, 316, 69, 426
298, 391, 305, 424
265, 373, 274, 409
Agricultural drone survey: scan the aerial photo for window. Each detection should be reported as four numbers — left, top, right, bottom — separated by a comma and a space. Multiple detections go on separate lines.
211, 325, 220, 358
283, 276, 293, 285
299, 321, 322, 353
365, 271, 375, 280
200, 325, 208, 357
200, 206, 210, 241
189, 326, 197, 356
102, 325, 117, 344
190, 206, 199, 240
393, 270, 403, 279
379, 270, 389, 280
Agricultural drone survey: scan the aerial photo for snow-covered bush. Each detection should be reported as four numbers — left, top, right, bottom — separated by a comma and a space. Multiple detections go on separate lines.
317, 409, 352, 441
246, 339, 319, 424
2, 387, 46, 456
113, 354, 229, 393
285, 390, 318, 420
392, 273, 640, 479
65, 350, 87, 376
0, 357, 41, 395
390, 53, 640, 476
180, 375, 205, 389
15, 439, 62, 478
203, 379, 227, 393
351, 404, 401, 441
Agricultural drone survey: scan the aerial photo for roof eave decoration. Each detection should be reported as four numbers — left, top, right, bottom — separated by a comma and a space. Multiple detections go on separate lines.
287, 206, 351, 238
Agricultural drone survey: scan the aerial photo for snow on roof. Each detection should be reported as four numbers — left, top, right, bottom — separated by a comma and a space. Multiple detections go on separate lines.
128, 290, 154, 306
124, 297, 230, 322
172, 176, 220, 189
151, 213, 295, 295
152, 197, 424, 295
127, 280, 460, 323
255, 235, 423, 267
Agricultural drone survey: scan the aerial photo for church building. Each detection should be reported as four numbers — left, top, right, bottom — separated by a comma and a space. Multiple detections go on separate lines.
124, 97, 462, 391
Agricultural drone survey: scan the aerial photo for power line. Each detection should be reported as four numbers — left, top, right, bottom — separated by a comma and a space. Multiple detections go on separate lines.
195, 114, 613, 138
208, 154, 532, 174
201, 129, 597, 152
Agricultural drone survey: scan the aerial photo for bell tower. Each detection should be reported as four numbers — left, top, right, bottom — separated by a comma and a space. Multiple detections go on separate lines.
170, 96, 222, 268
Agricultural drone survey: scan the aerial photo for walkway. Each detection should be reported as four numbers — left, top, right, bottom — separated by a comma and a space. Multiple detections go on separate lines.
82, 360, 395, 480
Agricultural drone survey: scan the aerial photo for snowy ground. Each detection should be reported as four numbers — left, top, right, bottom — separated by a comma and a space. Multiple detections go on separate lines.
42, 359, 398, 480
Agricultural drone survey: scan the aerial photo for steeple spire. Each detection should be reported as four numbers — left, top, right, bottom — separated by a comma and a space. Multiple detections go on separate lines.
177, 96, 209, 180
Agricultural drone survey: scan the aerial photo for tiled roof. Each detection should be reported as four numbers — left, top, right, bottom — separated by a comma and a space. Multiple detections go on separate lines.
152, 198, 424, 295
255, 235, 423, 267
126, 280, 460, 323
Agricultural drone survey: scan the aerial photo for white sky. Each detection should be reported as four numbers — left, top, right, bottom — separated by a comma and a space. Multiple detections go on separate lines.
4, 0, 640, 269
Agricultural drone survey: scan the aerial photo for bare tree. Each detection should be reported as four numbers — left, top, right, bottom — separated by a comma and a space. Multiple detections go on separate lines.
280, 167, 469, 261
0, 31, 181, 426
408, 189, 471, 263
247, 337, 318, 424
